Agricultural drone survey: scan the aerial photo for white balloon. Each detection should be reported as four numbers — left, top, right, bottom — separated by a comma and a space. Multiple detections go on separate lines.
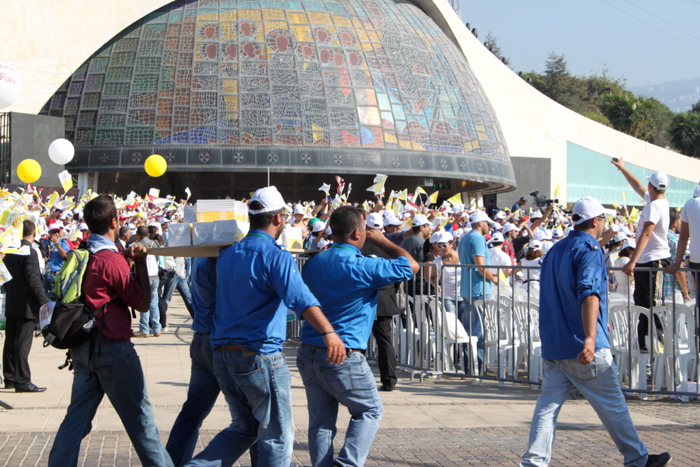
48, 138, 75, 165
0, 60, 21, 109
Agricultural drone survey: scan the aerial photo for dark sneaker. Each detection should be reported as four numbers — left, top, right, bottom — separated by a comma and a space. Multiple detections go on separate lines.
646, 452, 672, 467
379, 384, 395, 392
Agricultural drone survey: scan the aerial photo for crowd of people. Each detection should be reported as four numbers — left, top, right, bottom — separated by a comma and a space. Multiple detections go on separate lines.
2, 155, 695, 466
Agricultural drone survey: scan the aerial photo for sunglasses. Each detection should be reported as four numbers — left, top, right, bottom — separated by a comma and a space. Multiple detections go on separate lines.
436, 243, 449, 248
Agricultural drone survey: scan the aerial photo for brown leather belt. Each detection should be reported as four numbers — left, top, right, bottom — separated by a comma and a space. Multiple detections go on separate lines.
302, 342, 364, 356
215, 344, 256, 357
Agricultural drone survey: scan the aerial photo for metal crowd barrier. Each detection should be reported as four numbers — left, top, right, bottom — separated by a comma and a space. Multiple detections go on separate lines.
289, 255, 700, 400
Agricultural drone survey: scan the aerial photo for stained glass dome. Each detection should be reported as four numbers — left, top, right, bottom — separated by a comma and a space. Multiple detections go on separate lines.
40, 0, 515, 190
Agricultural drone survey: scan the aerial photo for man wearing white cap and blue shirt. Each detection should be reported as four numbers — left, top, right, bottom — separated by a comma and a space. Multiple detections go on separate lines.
185, 186, 344, 467
520, 196, 671, 467
611, 157, 670, 350
458, 210, 499, 371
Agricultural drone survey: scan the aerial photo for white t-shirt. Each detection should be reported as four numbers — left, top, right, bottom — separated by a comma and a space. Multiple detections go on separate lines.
636, 193, 670, 263
434, 256, 462, 302
489, 247, 512, 275
681, 197, 700, 263
614, 256, 634, 296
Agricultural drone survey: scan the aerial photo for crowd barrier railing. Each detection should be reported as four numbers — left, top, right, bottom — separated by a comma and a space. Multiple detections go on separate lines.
290, 255, 700, 400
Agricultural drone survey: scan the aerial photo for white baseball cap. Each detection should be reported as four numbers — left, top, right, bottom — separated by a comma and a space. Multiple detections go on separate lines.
529, 239, 542, 251
430, 230, 453, 243
312, 221, 326, 233
502, 223, 520, 234
532, 230, 545, 241
78, 223, 89, 231
383, 213, 402, 226
495, 211, 507, 220
622, 238, 636, 250
293, 203, 305, 215
487, 232, 504, 246
530, 210, 543, 219
365, 212, 383, 230
412, 214, 430, 227
249, 186, 287, 215
469, 211, 494, 225
552, 227, 563, 238
572, 196, 616, 226
646, 171, 668, 191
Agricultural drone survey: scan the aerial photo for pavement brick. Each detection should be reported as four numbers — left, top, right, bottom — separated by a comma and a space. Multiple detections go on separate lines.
0, 297, 698, 466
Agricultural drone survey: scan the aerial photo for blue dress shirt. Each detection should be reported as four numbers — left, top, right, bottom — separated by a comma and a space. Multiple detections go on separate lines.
539, 230, 610, 360
211, 229, 320, 354
44, 238, 72, 272
191, 257, 217, 334
300, 243, 413, 350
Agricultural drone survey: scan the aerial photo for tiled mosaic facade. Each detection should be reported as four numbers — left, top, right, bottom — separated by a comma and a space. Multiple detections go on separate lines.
40, 0, 514, 186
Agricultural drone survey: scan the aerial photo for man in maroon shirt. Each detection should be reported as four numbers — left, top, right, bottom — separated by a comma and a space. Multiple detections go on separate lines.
48, 195, 174, 467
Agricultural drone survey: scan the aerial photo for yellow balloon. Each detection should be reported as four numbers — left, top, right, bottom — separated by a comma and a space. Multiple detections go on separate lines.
145, 154, 167, 177
17, 159, 42, 183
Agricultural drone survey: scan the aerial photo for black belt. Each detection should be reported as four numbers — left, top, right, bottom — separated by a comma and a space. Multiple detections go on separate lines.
215, 344, 256, 357
302, 342, 364, 356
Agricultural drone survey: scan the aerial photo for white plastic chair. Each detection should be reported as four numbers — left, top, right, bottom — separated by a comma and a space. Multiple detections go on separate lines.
512, 301, 542, 388
626, 306, 653, 397
474, 299, 518, 386
609, 305, 631, 383
651, 304, 698, 402
438, 305, 479, 374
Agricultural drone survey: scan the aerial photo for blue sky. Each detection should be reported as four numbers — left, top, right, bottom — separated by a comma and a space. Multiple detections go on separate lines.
458, 0, 700, 87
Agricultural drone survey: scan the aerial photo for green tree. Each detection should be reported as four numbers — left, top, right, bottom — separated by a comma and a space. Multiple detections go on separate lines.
669, 111, 700, 158
599, 93, 656, 142
542, 52, 570, 102
692, 100, 700, 114
483, 32, 510, 67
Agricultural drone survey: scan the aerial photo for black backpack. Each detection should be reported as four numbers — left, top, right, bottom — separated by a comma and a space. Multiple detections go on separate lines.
42, 249, 115, 351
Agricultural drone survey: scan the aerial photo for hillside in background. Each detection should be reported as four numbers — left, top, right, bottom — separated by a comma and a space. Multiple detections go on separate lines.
629, 77, 700, 113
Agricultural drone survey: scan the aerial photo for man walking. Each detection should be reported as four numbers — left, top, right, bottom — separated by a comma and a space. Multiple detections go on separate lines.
519, 196, 671, 467
185, 186, 344, 467
3, 220, 48, 392
298, 206, 417, 467
49, 195, 173, 467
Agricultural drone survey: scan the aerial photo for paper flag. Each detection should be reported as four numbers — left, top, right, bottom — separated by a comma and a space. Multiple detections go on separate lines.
428, 191, 439, 206
362, 200, 370, 212
346, 183, 352, 198
612, 202, 619, 209
319, 183, 331, 194
366, 174, 388, 193
185, 187, 192, 201
398, 189, 408, 201
447, 193, 462, 206
335, 176, 345, 195
148, 188, 160, 197
553, 184, 560, 198
415, 186, 428, 196
46, 191, 60, 208
405, 199, 419, 212
621, 191, 626, 207
392, 200, 401, 216
58, 170, 73, 192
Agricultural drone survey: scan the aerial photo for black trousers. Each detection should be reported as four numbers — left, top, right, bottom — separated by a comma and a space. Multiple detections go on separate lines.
633, 258, 668, 350
2, 318, 35, 386
372, 315, 397, 387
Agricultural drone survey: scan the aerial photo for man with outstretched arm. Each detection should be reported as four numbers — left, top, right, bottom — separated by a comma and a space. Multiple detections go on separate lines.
298, 206, 418, 467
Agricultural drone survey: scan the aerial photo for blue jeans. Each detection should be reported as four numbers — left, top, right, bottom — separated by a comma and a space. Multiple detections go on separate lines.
48, 339, 173, 467
185, 350, 293, 467
459, 296, 485, 367
520, 349, 648, 467
160, 273, 194, 318
296, 344, 383, 467
43, 272, 56, 298
166, 333, 220, 466
140, 277, 161, 334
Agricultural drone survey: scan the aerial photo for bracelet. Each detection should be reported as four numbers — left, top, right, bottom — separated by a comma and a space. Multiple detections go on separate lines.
322, 330, 336, 335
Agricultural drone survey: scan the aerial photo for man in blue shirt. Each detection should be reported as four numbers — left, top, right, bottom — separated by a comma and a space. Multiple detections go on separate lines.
185, 186, 344, 467
520, 197, 671, 467
167, 256, 257, 467
458, 210, 498, 370
298, 206, 418, 467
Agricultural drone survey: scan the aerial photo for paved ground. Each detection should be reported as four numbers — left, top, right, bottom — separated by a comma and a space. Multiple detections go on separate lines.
0, 297, 698, 466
